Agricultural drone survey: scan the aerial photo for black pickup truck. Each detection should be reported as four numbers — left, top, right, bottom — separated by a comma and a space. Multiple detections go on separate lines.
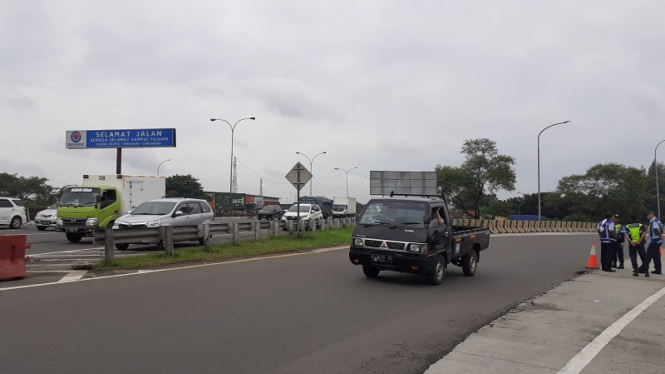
349, 194, 490, 285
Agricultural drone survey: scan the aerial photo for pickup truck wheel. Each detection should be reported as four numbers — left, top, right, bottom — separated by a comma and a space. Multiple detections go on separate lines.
115, 243, 130, 250
462, 250, 478, 276
362, 264, 380, 278
66, 233, 83, 243
427, 255, 445, 285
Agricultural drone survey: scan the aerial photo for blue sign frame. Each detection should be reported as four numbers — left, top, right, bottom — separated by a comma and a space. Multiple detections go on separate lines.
66, 128, 176, 149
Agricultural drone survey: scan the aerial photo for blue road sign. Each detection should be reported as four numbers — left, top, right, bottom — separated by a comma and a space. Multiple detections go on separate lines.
66, 128, 176, 149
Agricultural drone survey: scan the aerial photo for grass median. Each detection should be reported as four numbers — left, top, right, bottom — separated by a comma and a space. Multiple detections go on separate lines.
94, 226, 353, 271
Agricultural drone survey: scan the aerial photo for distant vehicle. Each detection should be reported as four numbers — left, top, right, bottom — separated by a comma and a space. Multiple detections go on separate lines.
257, 205, 285, 220
112, 198, 214, 250
56, 174, 166, 243
34, 203, 58, 230
299, 196, 333, 218
349, 194, 490, 285
0, 197, 27, 229
281, 203, 324, 230
332, 197, 357, 218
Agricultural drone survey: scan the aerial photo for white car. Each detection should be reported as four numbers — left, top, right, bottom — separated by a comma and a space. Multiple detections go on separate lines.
112, 198, 214, 250
0, 197, 28, 229
34, 203, 58, 231
281, 203, 324, 230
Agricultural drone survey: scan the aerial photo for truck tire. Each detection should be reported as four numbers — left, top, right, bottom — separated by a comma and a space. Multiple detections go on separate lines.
427, 255, 445, 285
462, 250, 478, 276
66, 233, 83, 243
9, 216, 22, 229
36, 226, 47, 231
115, 243, 130, 250
362, 264, 380, 278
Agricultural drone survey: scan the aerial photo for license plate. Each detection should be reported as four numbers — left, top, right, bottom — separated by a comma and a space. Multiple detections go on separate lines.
371, 254, 393, 263
66, 228, 79, 233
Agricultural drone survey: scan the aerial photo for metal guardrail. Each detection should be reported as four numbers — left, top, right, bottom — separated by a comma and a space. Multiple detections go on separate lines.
94, 217, 357, 262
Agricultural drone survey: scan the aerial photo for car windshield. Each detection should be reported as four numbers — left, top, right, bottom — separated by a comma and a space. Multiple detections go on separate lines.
288, 205, 310, 212
131, 201, 177, 215
48, 203, 58, 209
358, 201, 427, 227
59, 187, 100, 206
333, 204, 345, 210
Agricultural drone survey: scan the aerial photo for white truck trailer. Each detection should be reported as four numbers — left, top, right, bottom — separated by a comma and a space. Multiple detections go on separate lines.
332, 197, 357, 218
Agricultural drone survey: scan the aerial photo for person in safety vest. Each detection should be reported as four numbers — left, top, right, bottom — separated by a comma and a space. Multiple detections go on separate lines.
597, 213, 617, 272
643, 210, 663, 275
624, 216, 648, 277
612, 214, 625, 269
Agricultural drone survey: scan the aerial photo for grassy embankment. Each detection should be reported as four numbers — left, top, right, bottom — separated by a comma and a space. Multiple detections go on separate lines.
94, 226, 353, 271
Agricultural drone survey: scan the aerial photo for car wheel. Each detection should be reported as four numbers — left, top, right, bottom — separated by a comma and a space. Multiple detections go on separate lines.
198, 237, 205, 245
362, 264, 380, 278
36, 226, 47, 231
66, 233, 83, 243
462, 250, 478, 276
9, 216, 22, 229
427, 255, 445, 285
157, 240, 165, 251
115, 243, 130, 250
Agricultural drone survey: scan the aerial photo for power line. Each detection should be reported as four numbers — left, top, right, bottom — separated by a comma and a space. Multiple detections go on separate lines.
235, 158, 289, 185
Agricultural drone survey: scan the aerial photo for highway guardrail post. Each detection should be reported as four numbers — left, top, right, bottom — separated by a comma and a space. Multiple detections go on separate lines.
254, 221, 260, 241
232, 222, 240, 244
203, 224, 211, 251
165, 226, 174, 255
104, 228, 114, 262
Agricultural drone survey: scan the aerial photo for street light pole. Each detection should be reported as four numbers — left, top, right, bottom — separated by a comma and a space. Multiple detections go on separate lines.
210, 117, 256, 196
655, 140, 665, 219
538, 120, 570, 222
157, 159, 171, 176
334, 167, 358, 197
296, 151, 326, 196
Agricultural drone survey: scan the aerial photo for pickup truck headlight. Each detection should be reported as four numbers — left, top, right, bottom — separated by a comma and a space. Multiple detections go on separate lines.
146, 219, 161, 228
85, 218, 99, 227
56, 218, 63, 226
408, 243, 428, 253
353, 238, 364, 247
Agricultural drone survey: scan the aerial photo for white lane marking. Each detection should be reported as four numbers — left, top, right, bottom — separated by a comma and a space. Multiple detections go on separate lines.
0, 245, 349, 292
29, 247, 103, 256
57, 270, 88, 283
557, 285, 665, 374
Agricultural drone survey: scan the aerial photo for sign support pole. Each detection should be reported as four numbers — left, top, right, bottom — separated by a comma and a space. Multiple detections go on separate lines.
296, 169, 300, 233
116, 148, 122, 174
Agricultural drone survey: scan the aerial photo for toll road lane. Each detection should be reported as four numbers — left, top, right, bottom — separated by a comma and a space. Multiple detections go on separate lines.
0, 234, 594, 374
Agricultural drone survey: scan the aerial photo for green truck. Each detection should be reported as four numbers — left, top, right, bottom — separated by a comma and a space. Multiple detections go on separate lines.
56, 174, 166, 243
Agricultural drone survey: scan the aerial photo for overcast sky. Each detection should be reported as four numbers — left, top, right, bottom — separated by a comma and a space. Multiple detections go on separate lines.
2, 1, 665, 203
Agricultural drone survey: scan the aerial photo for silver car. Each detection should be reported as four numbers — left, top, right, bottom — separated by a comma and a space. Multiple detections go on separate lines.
35, 203, 58, 230
112, 198, 214, 250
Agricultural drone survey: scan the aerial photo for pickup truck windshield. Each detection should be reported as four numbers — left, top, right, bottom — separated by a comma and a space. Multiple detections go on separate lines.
358, 201, 427, 227
131, 202, 176, 215
333, 205, 346, 211
59, 187, 101, 207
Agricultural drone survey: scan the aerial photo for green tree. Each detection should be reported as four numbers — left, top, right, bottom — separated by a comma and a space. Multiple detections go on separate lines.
166, 174, 206, 199
552, 163, 647, 221
646, 160, 665, 212
0, 173, 55, 205
436, 138, 516, 218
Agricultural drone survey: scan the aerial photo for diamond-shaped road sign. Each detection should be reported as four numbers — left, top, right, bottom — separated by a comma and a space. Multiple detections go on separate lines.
285, 162, 312, 191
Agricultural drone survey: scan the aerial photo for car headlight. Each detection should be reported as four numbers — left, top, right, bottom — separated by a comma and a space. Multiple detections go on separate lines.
146, 219, 161, 228
36, 213, 42, 218
86, 218, 99, 226
408, 243, 428, 253
353, 238, 364, 247
56, 218, 63, 226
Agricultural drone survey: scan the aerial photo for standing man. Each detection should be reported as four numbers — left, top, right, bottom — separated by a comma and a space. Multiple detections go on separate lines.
625, 216, 648, 277
597, 213, 617, 272
612, 214, 625, 269
644, 211, 663, 275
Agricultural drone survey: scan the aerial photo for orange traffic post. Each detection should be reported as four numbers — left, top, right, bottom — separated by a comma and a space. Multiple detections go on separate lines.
585, 243, 599, 269
0, 235, 29, 281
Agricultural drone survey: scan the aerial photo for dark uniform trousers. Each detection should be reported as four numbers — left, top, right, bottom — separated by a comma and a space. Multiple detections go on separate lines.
644, 243, 662, 272
628, 243, 647, 272
600, 241, 614, 271
613, 241, 624, 266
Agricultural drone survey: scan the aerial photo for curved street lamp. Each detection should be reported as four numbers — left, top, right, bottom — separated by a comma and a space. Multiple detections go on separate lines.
157, 159, 171, 176
538, 120, 570, 222
210, 117, 256, 194
334, 167, 358, 197
655, 140, 665, 218
296, 151, 326, 196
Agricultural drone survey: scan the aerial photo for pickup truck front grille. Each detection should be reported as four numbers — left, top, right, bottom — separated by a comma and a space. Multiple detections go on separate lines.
364, 240, 406, 250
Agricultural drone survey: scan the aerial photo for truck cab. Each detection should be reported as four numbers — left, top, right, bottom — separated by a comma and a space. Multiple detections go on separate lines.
349, 195, 489, 285
56, 186, 121, 243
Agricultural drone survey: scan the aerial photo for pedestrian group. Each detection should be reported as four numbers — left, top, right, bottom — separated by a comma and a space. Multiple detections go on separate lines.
597, 211, 663, 277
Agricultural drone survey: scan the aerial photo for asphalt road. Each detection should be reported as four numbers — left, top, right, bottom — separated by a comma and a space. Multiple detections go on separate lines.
0, 233, 594, 374
0, 226, 98, 255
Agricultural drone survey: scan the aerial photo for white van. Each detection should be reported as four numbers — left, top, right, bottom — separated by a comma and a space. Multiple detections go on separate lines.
0, 197, 28, 229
